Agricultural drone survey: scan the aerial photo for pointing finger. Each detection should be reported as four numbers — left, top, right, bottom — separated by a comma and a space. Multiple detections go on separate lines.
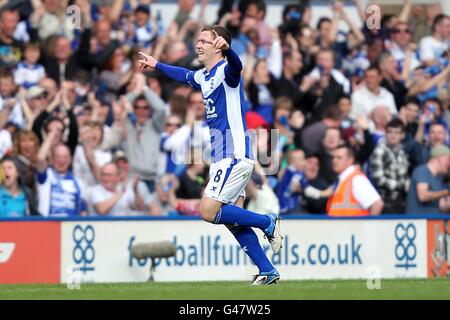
138, 51, 149, 60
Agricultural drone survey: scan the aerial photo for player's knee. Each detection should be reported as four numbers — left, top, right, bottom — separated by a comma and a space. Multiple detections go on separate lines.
199, 207, 216, 223
199, 201, 218, 223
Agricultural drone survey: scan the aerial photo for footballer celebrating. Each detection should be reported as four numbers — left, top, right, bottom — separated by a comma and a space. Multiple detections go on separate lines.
138, 25, 283, 285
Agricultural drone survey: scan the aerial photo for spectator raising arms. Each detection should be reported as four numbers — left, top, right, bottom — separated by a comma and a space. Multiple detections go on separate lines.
73, 120, 112, 190
112, 73, 166, 193
36, 130, 86, 217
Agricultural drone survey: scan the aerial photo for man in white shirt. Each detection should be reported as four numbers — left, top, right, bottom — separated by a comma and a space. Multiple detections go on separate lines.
88, 162, 145, 216
419, 14, 449, 66
351, 66, 397, 119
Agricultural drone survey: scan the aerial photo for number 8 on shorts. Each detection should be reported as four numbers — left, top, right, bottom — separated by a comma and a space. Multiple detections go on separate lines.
203, 157, 254, 205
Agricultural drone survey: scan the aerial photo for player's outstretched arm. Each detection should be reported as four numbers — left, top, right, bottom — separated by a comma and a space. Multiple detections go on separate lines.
138, 51, 191, 84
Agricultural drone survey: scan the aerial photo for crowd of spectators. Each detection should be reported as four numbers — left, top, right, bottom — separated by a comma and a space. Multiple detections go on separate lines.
0, 0, 449, 218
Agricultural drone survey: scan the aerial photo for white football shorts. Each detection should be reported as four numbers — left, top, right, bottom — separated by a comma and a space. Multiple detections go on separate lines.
203, 157, 254, 205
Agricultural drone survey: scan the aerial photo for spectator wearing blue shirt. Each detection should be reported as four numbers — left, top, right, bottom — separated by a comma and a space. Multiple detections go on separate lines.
277, 148, 331, 215
277, 149, 309, 214
130, 5, 160, 50
302, 153, 332, 214
0, 157, 29, 217
36, 129, 86, 217
406, 144, 450, 214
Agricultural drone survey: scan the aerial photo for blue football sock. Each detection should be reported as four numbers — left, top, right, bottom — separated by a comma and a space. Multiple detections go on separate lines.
230, 226, 274, 273
214, 204, 271, 230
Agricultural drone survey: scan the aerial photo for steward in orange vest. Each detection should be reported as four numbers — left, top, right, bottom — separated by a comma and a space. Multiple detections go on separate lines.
326, 167, 369, 216
326, 144, 384, 216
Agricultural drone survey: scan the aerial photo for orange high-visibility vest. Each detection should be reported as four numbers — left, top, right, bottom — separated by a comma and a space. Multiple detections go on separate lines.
326, 168, 369, 216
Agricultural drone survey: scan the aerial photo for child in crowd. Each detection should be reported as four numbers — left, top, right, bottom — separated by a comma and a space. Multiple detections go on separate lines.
14, 43, 45, 89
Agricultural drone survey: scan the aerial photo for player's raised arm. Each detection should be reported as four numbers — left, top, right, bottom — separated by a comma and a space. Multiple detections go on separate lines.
138, 51, 191, 84
223, 48, 243, 86
211, 30, 242, 87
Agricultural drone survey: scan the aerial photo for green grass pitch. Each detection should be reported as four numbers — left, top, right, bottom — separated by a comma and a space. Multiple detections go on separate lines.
1, 279, 450, 300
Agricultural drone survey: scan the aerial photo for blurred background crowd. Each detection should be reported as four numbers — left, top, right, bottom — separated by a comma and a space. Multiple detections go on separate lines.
0, 0, 448, 217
